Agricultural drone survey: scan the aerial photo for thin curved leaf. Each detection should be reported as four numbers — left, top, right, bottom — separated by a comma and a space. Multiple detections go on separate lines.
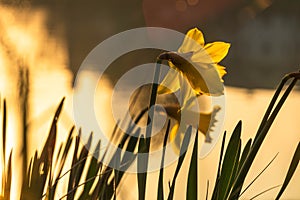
276, 142, 300, 199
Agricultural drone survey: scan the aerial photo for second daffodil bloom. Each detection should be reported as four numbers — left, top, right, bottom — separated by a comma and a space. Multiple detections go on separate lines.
157, 28, 230, 153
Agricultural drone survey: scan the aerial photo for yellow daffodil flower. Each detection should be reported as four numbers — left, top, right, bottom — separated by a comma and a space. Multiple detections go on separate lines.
157, 28, 230, 96
163, 104, 221, 154
156, 28, 230, 154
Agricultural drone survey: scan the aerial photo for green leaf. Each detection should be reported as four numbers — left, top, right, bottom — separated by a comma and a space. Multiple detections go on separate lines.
237, 139, 252, 173
78, 141, 101, 200
113, 143, 121, 200
218, 121, 242, 199
211, 131, 227, 200
2, 99, 6, 166
121, 128, 139, 163
4, 151, 12, 199
255, 72, 299, 139
138, 136, 147, 200
104, 128, 141, 200
94, 166, 110, 200
22, 151, 39, 199
157, 120, 171, 200
168, 126, 193, 200
230, 74, 299, 199
1, 99, 7, 198
67, 132, 81, 200
23, 98, 65, 199
276, 142, 300, 199
217, 132, 227, 179
250, 185, 281, 200
227, 139, 252, 198
186, 131, 198, 200
228, 140, 241, 194
26, 158, 33, 187
72, 133, 93, 197
137, 62, 161, 200
95, 127, 132, 200
117, 128, 140, 184
51, 126, 75, 194
205, 181, 209, 200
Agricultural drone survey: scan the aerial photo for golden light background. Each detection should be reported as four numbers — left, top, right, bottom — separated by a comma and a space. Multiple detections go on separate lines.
0, 0, 299, 199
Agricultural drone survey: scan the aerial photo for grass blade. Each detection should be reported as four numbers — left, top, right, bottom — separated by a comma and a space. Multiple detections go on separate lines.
239, 153, 278, 198
250, 185, 281, 200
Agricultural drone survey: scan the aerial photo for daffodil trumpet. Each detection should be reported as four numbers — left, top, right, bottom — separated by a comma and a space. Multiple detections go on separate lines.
158, 103, 221, 154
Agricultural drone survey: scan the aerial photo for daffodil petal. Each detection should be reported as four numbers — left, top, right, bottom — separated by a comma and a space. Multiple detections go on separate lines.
164, 61, 222, 96
191, 48, 213, 64
216, 64, 227, 82
199, 106, 221, 142
178, 76, 198, 109
158, 52, 207, 96
203, 42, 230, 63
169, 123, 185, 155
157, 65, 180, 94
169, 123, 179, 145
178, 28, 205, 53
192, 62, 224, 96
